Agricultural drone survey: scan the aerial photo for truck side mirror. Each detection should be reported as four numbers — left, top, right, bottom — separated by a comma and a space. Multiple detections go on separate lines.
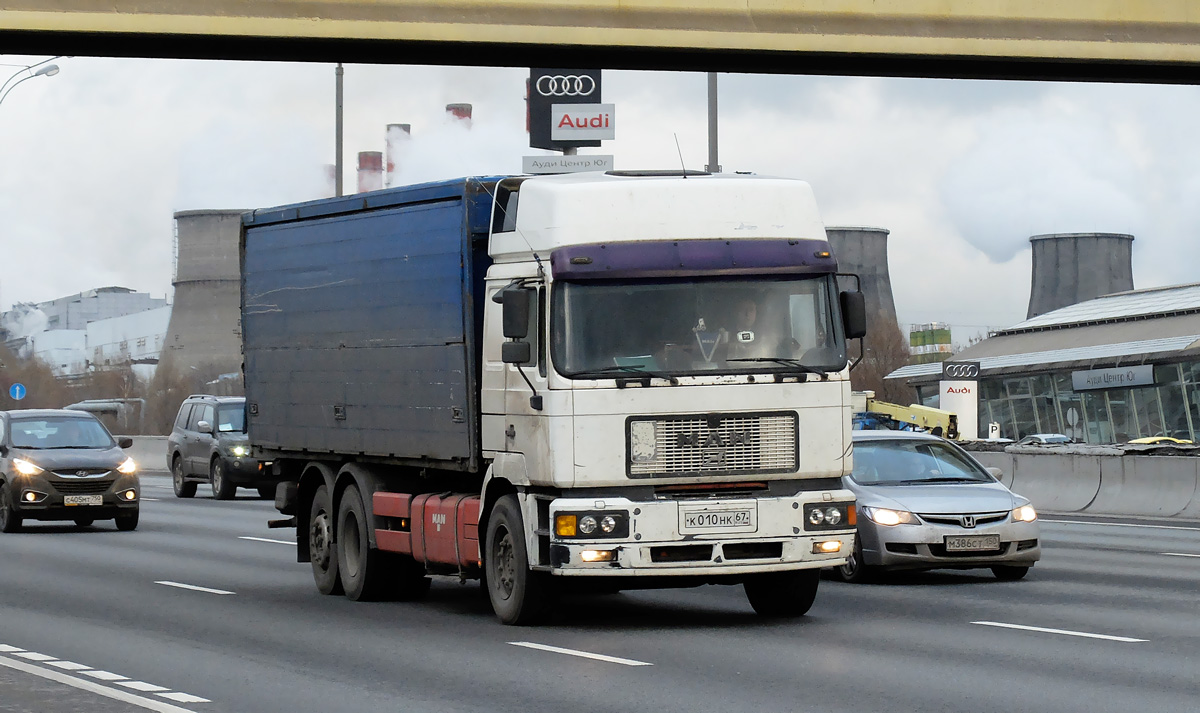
841, 291, 867, 340
502, 341, 532, 364
501, 287, 533, 339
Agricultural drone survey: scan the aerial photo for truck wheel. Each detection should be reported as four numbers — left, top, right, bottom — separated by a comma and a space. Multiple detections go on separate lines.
336, 483, 390, 601
485, 495, 554, 625
115, 511, 139, 531
172, 456, 196, 498
991, 565, 1030, 581
309, 484, 343, 595
211, 459, 237, 500
0, 484, 22, 533
744, 569, 820, 618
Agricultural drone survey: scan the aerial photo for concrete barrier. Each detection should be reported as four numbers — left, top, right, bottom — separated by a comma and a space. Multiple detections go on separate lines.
120, 435, 169, 473
965, 445, 1200, 519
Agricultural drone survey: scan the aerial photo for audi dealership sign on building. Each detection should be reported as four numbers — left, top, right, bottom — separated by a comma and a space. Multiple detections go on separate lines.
529, 68, 602, 150
940, 361, 980, 440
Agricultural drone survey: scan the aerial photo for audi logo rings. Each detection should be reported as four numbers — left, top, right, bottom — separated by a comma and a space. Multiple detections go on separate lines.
535, 75, 596, 97
943, 363, 980, 379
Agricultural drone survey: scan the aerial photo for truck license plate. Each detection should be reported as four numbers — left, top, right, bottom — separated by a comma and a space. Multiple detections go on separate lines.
944, 534, 1001, 552
64, 495, 103, 506
679, 505, 758, 534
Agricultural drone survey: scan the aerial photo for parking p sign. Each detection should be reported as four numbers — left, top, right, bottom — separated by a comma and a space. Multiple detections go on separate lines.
9, 382, 26, 400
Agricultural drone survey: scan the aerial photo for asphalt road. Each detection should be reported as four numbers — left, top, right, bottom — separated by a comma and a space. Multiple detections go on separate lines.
1, 473, 1198, 713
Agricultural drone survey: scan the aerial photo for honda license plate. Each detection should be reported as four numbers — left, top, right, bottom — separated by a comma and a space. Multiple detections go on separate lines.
944, 534, 1001, 552
64, 495, 103, 506
679, 504, 758, 534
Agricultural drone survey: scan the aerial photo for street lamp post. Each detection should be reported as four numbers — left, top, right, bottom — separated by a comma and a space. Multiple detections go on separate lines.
0, 58, 61, 108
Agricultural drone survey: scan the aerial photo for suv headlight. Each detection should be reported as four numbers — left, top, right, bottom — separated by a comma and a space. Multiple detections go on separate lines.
12, 458, 44, 476
117, 458, 138, 474
229, 445, 250, 457
861, 506, 920, 526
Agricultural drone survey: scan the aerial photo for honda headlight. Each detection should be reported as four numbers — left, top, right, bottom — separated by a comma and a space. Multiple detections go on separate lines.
117, 458, 138, 475
12, 458, 43, 476
861, 506, 919, 527
1011, 504, 1038, 522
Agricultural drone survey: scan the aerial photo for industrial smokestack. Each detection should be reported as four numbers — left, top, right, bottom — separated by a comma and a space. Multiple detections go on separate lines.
324, 164, 338, 198
356, 151, 383, 193
446, 103, 473, 128
824, 226, 899, 329
385, 124, 411, 188
1026, 233, 1134, 319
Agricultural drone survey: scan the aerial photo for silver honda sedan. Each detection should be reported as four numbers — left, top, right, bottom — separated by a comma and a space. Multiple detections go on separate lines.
837, 430, 1040, 582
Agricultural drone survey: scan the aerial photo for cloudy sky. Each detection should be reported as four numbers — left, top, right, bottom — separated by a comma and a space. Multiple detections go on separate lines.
2, 55, 1198, 344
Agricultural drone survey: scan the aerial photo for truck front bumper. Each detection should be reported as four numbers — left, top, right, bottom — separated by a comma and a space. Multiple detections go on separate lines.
546, 492, 856, 576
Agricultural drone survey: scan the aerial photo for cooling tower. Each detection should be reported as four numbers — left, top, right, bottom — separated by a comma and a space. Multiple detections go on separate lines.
357, 151, 384, 193
446, 103, 473, 127
1026, 233, 1134, 319
825, 226, 899, 330
161, 210, 246, 377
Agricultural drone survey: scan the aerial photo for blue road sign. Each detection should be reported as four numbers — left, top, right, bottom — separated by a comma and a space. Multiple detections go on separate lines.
9, 383, 26, 400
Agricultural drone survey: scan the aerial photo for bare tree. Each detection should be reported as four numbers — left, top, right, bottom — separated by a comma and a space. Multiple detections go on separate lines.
849, 311, 916, 405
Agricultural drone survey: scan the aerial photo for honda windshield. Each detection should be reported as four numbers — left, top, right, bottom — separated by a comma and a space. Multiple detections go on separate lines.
551, 275, 845, 378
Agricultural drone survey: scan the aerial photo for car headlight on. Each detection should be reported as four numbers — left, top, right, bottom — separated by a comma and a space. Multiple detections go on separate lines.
12, 458, 44, 476
861, 506, 920, 527
1011, 504, 1038, 522
117, 458, 138, 475
229, 445, 250, 457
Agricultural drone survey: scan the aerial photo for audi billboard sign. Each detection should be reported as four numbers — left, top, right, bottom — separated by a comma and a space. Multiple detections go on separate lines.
942, 361, 981, 380
529, 68, 602, 150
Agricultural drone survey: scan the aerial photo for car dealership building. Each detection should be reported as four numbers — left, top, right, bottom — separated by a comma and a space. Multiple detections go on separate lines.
887, 283, 1200, 444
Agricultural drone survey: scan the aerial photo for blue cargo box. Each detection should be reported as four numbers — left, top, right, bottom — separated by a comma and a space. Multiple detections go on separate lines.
240, 177, 506, 473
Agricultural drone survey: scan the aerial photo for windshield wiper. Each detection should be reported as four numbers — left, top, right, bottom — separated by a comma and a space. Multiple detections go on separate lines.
583, 365, 680, 385
888, 477, 979, 485
726, 357, 828, 380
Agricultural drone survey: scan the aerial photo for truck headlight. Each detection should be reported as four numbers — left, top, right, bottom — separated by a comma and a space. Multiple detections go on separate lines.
117, 458, 138, 474
861, 506, 919, 527
803, 502, 856, 531
554, 511, 629, 539
12, 458, 43, 476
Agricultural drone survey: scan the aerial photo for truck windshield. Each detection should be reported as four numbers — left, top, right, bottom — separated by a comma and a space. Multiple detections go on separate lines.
551, 275, 845, 378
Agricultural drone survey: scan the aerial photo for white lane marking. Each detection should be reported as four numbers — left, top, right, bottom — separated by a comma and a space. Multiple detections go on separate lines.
1162, 552, 1200, 558
508, 641, 653, 667
142, 498, 161, 502
1042, 519, 1200, 532
155, 581, 235, 595
238, 536, 295, 546
0, 654, 198, 713
972, 621, 1148, 643
118, 680, 170, 693
82, 669, 129, 681
13, 651, 55, 661
159, 692, 211, 704
0, 645, 24, 653
47, 660, 90, 671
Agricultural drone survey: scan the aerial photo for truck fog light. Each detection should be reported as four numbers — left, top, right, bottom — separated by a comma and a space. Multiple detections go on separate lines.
825, 507, 842, 525
600, 515, 617, 533
555, 515, 577, 537
579, 515, 598, 535
813, 540, 841, 554
808, 509, 825, 525
580, 550, 616, 563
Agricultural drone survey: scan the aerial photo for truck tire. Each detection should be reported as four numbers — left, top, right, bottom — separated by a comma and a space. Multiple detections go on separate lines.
336, 483, 389, 601
744, 568, 820, 618
309, 484, 343, 595
484, 495, 555, 625
172, 456, 196, 498
211, 459, 236, 500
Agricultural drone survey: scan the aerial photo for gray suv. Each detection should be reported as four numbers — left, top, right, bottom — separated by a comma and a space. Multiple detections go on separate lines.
166, 395, 276, 499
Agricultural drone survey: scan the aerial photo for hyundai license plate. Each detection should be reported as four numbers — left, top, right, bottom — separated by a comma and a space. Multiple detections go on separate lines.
64, 495, 103, 506
679, 504, 758, 534
944, 534, 1001, 552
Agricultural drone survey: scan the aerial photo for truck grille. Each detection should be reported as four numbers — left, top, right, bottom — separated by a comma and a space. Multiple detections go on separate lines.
627, 412, 798, 477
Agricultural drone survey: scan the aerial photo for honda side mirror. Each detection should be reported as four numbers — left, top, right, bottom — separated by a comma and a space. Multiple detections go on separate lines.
841, 291, 867, 340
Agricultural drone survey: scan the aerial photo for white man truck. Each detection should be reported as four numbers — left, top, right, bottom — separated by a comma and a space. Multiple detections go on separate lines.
241, 170, 865, 625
